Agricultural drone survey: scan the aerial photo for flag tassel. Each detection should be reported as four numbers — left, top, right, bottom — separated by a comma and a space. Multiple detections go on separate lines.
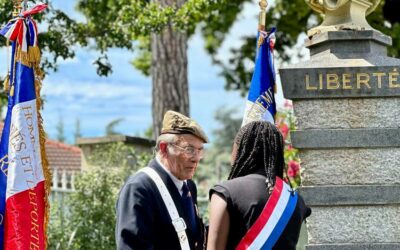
3, 75, 10, 93
29, 46, 41, 64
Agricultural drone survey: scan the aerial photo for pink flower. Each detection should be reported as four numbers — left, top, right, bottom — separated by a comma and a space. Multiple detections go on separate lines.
278, 123, 289, 140
284, 100, 293, 109
287, 160, 300, 177
287, 168, 296, 177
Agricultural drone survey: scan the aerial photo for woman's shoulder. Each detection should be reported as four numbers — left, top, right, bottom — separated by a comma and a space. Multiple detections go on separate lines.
213, 174, 261, 189
210, 174, 267, 201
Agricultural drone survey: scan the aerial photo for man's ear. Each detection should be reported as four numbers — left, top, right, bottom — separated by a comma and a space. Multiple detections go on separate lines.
159, 141, 168, 155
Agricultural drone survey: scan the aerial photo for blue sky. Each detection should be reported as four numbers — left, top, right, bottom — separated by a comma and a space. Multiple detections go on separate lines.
1, 0, 289, 144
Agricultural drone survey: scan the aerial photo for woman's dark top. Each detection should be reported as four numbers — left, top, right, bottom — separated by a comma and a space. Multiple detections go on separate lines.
209, 174, 311, 250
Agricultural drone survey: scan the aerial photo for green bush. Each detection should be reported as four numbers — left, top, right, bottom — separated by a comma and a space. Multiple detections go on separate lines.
48, 142, 150, 250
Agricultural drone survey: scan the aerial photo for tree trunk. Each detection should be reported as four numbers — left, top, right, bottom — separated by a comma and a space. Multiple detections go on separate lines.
151, 0, 189, 138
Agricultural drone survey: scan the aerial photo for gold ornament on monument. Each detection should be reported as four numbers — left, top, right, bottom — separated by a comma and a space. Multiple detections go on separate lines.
305, 0, 381, 36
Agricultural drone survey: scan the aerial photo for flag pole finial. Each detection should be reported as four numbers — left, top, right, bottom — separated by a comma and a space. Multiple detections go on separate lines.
258, 0, 268, 31
12, 0, 23, 17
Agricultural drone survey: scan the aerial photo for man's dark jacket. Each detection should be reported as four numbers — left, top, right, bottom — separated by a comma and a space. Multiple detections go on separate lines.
116, 159, 205, 250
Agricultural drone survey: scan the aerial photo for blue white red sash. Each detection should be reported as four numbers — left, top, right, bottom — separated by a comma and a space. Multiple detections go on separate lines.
236, 177, 298, 250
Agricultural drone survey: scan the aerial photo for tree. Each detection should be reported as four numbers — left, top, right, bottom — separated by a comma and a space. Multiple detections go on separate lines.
105, 118, 124, 136
150, 0, 189, 137
72, 0, 253, 137
74, 118, 82, 144
56, 115, 66, 142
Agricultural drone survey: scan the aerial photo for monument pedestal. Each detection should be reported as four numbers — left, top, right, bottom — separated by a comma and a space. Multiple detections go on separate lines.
280, 30, 400, 250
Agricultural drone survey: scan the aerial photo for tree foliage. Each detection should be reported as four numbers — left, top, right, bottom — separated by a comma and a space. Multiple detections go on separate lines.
105, 118, 124, 136
74, 118, 82, 144
0, 0, 251, 83
56, 115, 66, 143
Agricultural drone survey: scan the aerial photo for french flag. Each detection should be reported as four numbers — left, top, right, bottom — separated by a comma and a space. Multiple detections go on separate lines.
242, 28, 277, 126
0, 4, 49, 250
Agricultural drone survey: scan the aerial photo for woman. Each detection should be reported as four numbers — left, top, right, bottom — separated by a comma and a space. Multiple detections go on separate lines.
207, 121, 311, 250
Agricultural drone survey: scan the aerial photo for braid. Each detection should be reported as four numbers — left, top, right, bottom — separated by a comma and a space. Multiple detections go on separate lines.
228, 121, 285, 188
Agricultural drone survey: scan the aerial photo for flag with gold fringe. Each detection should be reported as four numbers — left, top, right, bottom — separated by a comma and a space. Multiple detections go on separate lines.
0, 3, 50, 249
242, 27, 277, 126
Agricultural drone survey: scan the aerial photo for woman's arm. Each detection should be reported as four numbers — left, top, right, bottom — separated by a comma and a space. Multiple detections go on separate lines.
207, 194, 230, 250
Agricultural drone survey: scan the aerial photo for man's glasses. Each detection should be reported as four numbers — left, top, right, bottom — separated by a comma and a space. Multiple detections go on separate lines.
169, 143, 204, 159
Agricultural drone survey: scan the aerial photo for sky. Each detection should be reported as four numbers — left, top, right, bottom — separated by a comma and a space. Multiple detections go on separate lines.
0, 0, 291, 144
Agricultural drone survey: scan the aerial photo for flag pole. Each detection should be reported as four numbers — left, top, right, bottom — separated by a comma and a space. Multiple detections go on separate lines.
5, 0, 24, 95
23, 0, 28, 11
257, 0, 268, 48
258, 0, 268, 32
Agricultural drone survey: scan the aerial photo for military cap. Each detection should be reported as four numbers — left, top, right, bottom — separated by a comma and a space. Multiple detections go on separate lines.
161, 110, 209, 143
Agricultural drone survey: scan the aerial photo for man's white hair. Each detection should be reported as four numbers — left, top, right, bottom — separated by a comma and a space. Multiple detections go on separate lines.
155, 134, 180, 157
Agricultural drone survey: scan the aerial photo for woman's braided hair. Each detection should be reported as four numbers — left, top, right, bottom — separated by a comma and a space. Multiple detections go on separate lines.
228, 121, 285, 188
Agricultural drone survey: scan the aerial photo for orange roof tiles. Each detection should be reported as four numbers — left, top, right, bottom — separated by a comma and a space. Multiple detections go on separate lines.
46, 139, 82, 172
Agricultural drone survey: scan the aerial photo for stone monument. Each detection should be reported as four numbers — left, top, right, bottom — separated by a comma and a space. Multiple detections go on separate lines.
280, 0, 400, 249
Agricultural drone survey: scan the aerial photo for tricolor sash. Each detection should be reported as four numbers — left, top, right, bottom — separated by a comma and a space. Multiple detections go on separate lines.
236, 177, 298, 250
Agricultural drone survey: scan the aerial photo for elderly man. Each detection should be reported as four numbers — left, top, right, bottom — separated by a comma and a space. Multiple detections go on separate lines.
116, 110, 208, 250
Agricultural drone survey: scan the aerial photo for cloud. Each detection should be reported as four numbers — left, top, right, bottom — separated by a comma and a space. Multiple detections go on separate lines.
42, 78, 151, 103
41, 75, 152, 142
57, 56, 80, 65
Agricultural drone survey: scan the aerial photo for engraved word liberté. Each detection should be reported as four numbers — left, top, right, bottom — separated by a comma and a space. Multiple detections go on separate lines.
305, 68, 399, 90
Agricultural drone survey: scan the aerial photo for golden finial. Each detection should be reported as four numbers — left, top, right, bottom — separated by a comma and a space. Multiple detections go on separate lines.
257, 0, 268, 47
258, 0, 268, 31
12, 0, 23, 17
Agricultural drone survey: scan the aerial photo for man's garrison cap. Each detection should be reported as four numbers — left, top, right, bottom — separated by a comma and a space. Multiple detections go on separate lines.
161, 110, 209, 143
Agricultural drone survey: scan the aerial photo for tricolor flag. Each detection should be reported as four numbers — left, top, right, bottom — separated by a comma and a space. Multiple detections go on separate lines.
0, 4, 50, 249
242, 28, 277, 126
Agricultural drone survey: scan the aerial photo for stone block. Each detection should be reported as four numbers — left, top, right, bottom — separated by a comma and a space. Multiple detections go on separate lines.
299, 149, 400, 185
293, 98, 400, 130
307, 205, 400, 244
300, 185, 400, 206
